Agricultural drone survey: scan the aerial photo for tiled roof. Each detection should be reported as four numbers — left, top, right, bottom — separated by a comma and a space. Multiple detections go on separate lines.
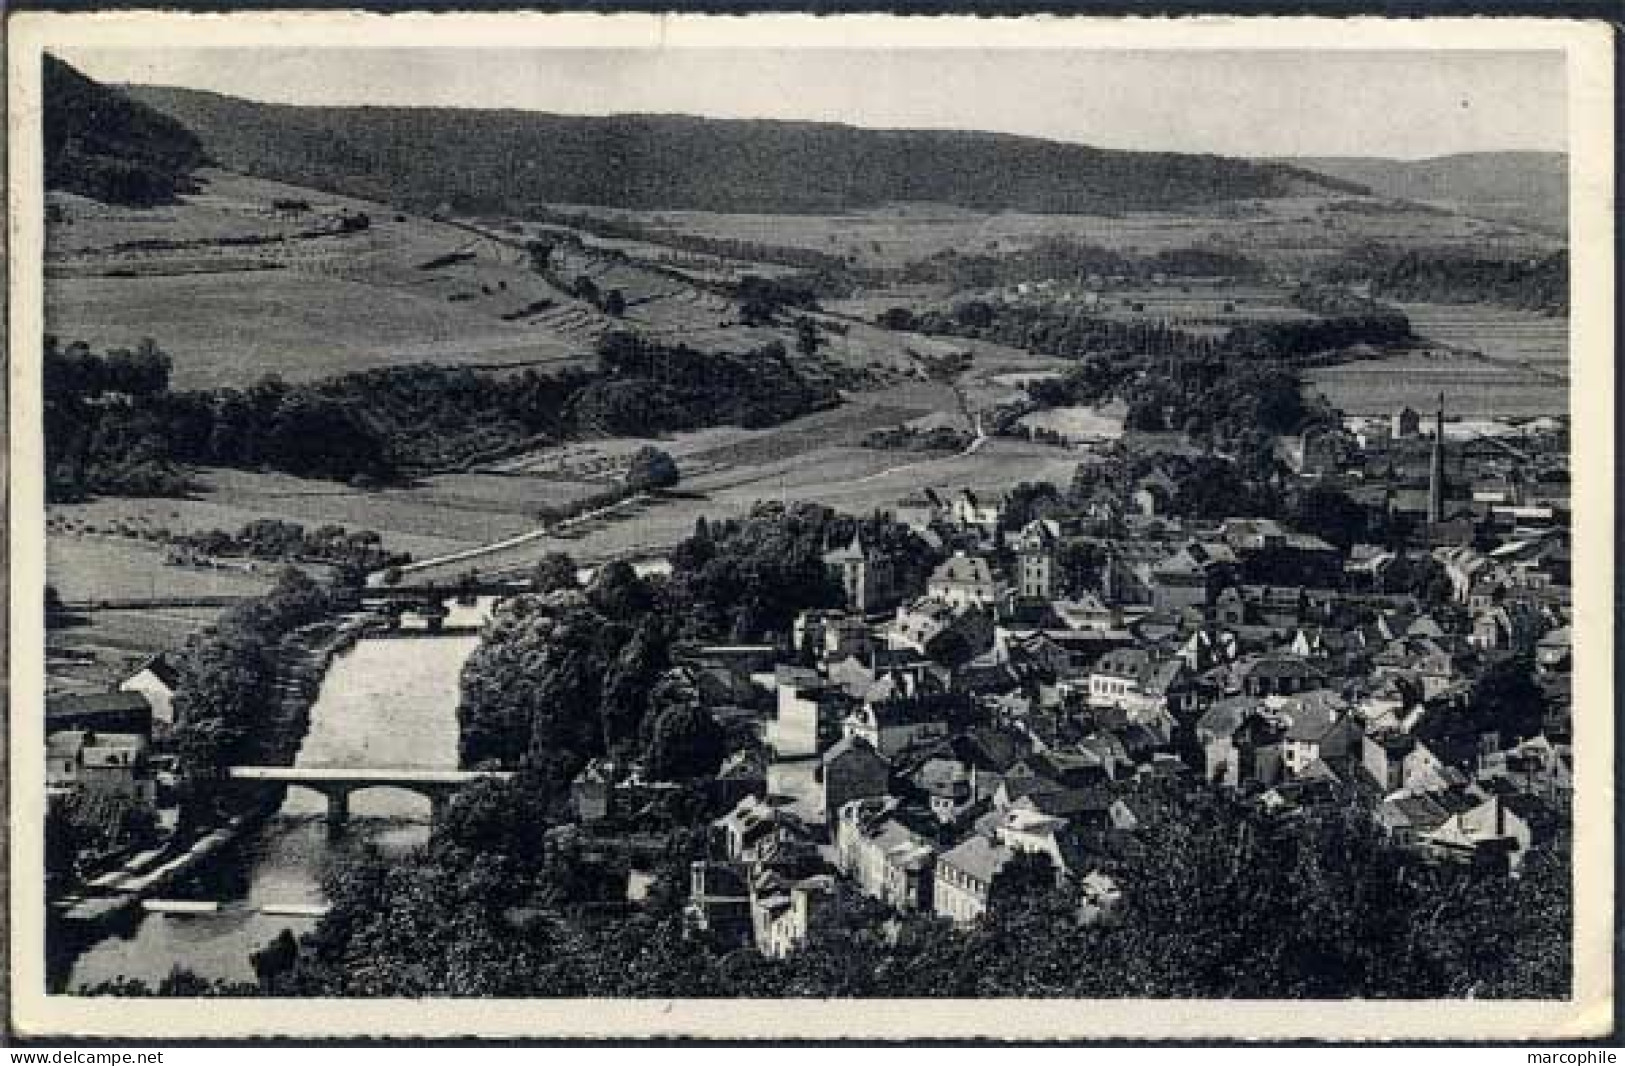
129, 652, 181, 688
1282, 705, 1345, 743
1093, 648, 1151, 679
822, 733, 887, 768
938, 834, 1014, 885
930, 554, 996, 588
47, 691, 151, 717
1381, 792, 1451, 829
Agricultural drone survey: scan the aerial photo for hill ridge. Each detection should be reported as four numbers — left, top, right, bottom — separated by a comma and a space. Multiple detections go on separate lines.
120, 80, 1363, 216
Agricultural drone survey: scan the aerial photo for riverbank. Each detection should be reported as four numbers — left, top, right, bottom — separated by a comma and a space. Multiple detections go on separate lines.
47, 610, 377, 988
55, 615, 485, 992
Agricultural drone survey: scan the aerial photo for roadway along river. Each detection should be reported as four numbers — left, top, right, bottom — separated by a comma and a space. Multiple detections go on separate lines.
63, 600, 490, 991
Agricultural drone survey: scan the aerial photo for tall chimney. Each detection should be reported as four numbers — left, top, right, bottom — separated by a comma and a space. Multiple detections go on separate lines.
1427, 392, 1446, 525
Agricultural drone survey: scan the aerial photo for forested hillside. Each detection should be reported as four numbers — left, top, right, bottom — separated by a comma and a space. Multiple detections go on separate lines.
125, 83, 1359, 215
44, 55, 208, 205
1290, 152, 1567, 235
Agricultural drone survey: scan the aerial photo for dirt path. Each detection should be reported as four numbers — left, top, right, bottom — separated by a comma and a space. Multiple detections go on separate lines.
851, 415, 987, 485
388, 493, 651, 581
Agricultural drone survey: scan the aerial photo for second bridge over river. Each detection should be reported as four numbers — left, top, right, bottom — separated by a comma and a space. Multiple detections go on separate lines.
228, 766, 514, 829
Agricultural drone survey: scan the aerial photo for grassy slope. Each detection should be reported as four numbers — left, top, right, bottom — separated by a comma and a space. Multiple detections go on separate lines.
46, 171, 598, 389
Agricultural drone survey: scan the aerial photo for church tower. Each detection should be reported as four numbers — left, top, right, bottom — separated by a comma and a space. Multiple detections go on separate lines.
823, 529, 889, 613
1427, 393, 1447, 525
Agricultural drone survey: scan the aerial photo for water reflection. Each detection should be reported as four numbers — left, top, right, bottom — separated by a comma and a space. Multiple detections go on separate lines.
64, 624, 482, 991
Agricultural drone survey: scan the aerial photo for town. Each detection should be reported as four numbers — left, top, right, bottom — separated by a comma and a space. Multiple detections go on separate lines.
47, 389, 1573, 996
34, 44, 1578, 1005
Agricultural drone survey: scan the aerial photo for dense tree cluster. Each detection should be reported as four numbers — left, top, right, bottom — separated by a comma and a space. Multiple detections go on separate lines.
589, 331, 838, 432
901, 238, 1134, 289
44, 337, 192, 498
460, 504, 938, 771
861, 425, 976, 454
1070, 448, 1281, 522
124, 79, 1343, 217
899, 239, 1267, 291
1222, 314, 1414, 363
622, 446, 681, 492
95, 776, 1568, 999
881, 298, 1411, 369
1021, 350, 1330, 473
1317, 245, 1569, 315
1418, 653, 1550, 759
44, 55, 206, 206
174, 519, 409, 575
45, 333, 837, 501
169, 568, 341, 827
734, 274, 824, 324
46, 792, 159, 887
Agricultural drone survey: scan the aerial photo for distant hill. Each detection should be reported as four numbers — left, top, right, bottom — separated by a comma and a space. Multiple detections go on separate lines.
122, 82, 1360, 216
1288, 152, 1567, 236
44, 55, 208, 206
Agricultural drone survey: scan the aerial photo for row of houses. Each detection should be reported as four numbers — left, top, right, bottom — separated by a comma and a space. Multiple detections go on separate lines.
647, 473, 1575, 956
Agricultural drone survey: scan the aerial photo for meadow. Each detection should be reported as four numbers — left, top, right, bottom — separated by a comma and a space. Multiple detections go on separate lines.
1305, 299, 1569, 418
46, 271, 592, 390
590, 194, 1559, 273
392, 435, 1081, 586
1398, 302, 1569, 373
46, 171, 608, 389
45, 534, 281, 691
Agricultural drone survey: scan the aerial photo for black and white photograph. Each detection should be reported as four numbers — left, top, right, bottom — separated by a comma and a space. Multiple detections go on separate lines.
7, 12, 1614, 1041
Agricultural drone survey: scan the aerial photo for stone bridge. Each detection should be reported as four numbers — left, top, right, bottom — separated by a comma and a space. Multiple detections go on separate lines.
228, 766, 514, 830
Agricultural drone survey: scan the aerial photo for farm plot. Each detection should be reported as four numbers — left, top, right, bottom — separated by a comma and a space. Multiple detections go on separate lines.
615, 196, 1557, 274
47, 533, 279, 603
1306, 300, 1570, 419
47, 265, 593, 391
1398, 302, 1570, 372
45, 534, 284, 690
403, 430, 1079, 589
1018, 402, 1128, 442
48, 464, 606, 565
48, 606, 229, 692
192, 468, 599, 555
45, 171, 609, 388
1305, 351, 1567, 418
393, 389, 1013, 586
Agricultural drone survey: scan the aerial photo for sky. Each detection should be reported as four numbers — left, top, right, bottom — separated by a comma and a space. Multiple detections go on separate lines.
57, 46, 1567, 160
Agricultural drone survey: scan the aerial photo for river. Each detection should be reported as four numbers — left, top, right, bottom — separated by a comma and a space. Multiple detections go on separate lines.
61, 607, 488, 992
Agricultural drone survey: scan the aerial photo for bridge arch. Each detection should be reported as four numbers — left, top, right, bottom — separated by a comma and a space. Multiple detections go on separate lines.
343, 782, 444, 822
228, 766, 512, 832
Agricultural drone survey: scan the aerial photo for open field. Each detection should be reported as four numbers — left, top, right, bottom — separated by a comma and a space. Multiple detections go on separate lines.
1018, 402, 1128, 442
46, 271, 592, 390
1304, 369, 1567, 419
46, 171, 610, 389
47, 533, 280, 603
49, 170, 849, 389
44, 534, 285, 691
1306, 300, 1569, 418
587, 195, 1560, 273
1399, 302, 1569, 371
47, 467, 601, 563
1305, 353, 1567, 418
395, 435, 1080, 586
48, 606, 228, 693
43, 384, 959, 583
